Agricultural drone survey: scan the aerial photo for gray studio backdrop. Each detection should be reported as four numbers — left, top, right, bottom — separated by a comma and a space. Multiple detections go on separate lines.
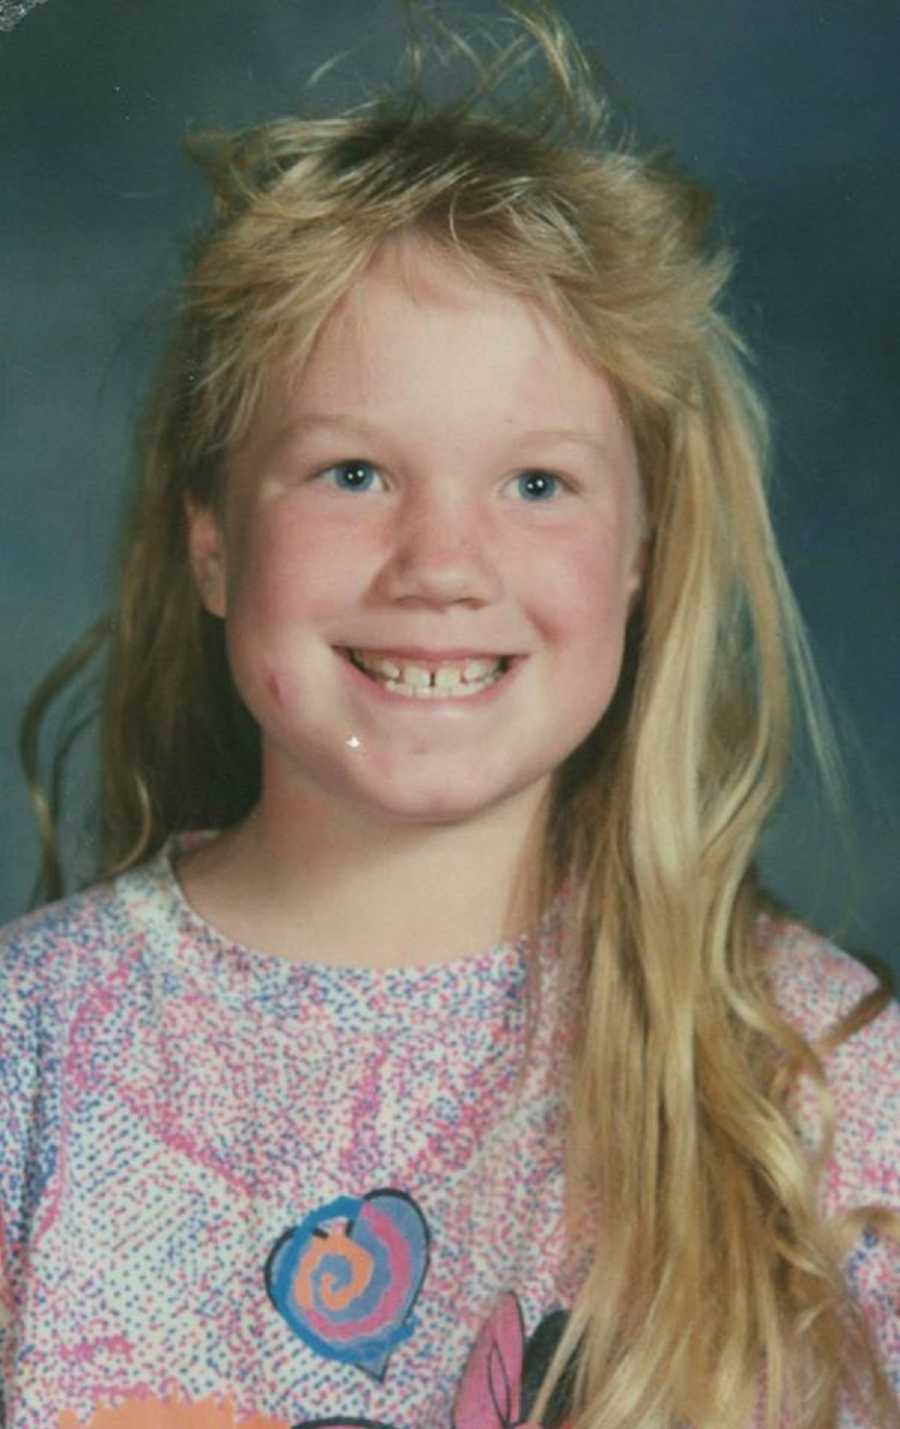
2, 0, 899, 973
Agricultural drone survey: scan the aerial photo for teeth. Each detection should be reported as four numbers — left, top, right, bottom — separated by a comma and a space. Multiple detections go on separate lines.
402, 664, 431, 689
349, 649, 506, 697
434, 666, 462, 690
463, 659, 493, 682
384, 673, 500, 699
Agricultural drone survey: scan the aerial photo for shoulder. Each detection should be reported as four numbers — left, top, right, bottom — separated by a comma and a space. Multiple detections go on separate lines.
0, 848, 179, 1015
2, 877, 124, 986
757, 913, 891, 1041
758, 914, 900, 1214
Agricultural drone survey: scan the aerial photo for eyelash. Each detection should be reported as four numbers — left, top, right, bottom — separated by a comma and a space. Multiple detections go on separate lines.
315, 461, 570, 502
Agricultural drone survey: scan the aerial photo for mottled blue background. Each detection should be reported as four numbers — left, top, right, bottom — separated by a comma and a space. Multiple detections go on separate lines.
2, 0, 898, 973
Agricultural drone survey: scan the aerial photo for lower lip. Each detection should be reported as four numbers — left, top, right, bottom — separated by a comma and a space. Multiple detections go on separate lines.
337, 651, 522, 708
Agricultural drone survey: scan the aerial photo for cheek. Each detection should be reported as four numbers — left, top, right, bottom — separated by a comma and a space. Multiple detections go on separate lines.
229, 506, 359, 627
221, 512, 345, 721
529, 526, 635, 650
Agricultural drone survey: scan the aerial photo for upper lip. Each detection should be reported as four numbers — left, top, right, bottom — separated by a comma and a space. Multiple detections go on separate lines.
341, 646, 516, 662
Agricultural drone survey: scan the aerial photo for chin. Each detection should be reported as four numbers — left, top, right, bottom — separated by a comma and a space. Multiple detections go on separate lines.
374, 791, 494, 827
362, 770, 545, 830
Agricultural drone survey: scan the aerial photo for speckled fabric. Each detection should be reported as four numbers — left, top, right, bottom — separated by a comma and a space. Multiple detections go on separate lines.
0, 837, 897, 1428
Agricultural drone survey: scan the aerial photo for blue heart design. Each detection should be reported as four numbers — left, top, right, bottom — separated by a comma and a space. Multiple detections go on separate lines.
265, 1187, 431, 1380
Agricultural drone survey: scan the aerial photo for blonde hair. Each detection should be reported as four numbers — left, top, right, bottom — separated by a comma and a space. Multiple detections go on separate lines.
22, 3, 898, 1424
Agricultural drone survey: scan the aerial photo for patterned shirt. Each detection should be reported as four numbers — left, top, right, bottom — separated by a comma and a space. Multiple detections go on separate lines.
0, 836, 897, 1428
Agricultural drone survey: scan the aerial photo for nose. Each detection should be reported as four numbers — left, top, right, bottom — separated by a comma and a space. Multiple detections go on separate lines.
373, 485, 502, 608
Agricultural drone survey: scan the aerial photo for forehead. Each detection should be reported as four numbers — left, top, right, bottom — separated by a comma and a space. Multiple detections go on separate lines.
252, 238, 631, 455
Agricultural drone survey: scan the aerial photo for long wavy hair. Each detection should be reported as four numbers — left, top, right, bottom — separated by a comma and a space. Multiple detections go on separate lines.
21, 3, 898, 1425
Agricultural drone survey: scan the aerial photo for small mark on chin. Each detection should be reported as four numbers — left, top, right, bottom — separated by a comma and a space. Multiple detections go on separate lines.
266, 672, 282, 706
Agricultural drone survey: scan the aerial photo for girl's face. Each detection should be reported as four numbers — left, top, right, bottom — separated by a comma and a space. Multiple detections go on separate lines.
188, 241, 645, 834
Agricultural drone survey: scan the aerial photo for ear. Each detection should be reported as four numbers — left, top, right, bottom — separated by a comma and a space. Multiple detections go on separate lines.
185, 495, 228, 618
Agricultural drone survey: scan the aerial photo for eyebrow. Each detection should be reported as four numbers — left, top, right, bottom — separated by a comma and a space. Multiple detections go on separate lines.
283, 414, 399, 443
278, 412, 613, 457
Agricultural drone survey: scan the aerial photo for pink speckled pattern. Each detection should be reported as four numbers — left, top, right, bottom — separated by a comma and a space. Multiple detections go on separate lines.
0, 837, 897, 1428
760, 914, 900, 1423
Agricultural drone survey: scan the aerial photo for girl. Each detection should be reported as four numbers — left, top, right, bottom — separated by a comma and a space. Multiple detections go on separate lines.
2, 4, 898, 1427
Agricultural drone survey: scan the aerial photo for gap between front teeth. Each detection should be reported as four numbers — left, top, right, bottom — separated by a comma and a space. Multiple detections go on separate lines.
389, 669, 502, 698
350, 650, 505, 694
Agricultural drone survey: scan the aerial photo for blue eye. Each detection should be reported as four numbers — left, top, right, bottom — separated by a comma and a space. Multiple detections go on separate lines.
514, 469, 561, 501
321, 460, 381, 492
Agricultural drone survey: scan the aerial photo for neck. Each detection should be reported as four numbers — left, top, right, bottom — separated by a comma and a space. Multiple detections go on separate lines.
177, 777, 549, 969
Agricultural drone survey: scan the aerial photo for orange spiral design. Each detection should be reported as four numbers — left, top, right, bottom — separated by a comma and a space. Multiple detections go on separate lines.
293, 1225, 375, 1311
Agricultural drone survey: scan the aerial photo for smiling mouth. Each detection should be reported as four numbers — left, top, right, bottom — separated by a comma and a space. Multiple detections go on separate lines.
344, 649, 511, 699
